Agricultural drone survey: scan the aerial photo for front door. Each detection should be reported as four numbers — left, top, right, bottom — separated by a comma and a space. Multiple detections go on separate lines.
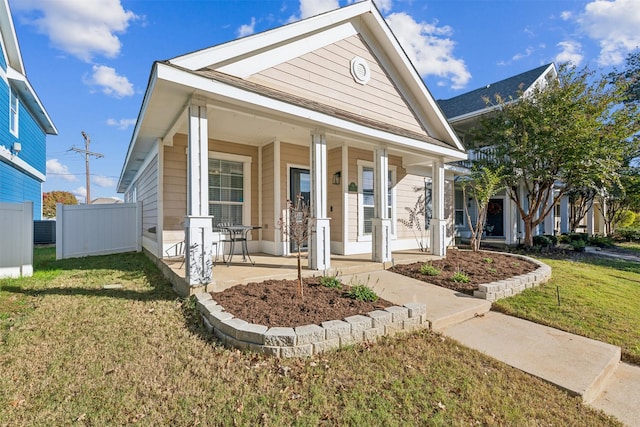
289, 168, 310, 252
485, 198, 504, 237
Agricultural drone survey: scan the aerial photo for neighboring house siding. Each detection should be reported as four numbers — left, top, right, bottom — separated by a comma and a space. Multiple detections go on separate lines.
250, 35, 425, 136
0, 160, 41, 218
137, 154, 158, 238
261, 142, 274, 242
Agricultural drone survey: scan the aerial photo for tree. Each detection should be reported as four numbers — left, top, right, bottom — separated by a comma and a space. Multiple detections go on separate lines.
459, 166, 505, 251
469, 63, 639, 247
598, 168, 640, 234
566, 186, 597, 232
278, 194, 311, 298
43, 191, 78, 218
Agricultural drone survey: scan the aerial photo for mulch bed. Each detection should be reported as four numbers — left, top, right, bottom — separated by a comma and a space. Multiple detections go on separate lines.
212, 277, 394, 328
389, 249, 538, 295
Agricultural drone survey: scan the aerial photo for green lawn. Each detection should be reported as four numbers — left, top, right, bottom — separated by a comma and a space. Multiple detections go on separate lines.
494, 252, 640, 365
0, 248, 620, 425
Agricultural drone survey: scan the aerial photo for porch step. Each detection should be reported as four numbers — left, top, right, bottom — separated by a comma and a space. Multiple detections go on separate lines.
442, 311, 621, 403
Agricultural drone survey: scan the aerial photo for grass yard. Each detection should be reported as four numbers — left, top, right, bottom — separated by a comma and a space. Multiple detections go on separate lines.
0, 248, 620, 426
617, 240, 640, 255
494, 253, 640, 365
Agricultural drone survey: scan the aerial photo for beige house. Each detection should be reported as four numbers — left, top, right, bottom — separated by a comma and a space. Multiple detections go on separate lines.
117, 1, 466, 288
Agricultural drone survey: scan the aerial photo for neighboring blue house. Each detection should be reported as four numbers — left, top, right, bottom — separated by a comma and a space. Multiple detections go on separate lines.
0, 0, 57, 219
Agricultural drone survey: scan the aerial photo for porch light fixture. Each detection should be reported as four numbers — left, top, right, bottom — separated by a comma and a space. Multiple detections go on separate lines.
332, 171, 341, 185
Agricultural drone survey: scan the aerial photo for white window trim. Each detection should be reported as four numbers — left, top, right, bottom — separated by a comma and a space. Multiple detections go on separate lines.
454, 188, 466, 228
9, 87, 19, 137
357, 160, 396, 241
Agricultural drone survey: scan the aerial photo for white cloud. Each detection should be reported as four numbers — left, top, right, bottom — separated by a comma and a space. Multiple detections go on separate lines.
555, 40, 584, 66
14, 0, 138, 62
46, 159, 76, 181
385, 12, 471, 89
106, 118, 136, 130
237, 17, 256, 37
577, 0, 640, 66
288, 0, 339, 22
373, 0, 393, 13
94, 175, 115, 188
512, 47, 535, 61
84, 65, 134, 98
73, 186, 87, 202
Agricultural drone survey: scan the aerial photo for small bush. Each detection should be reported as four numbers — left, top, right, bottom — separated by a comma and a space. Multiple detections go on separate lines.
587, 235, 615, 248
568, 232, 588, 242
346, 284, 379, 302
420, 263, 441, 276
488, 268, 497, 274
544, 234, 558, 246
558, 234, 571, 244
483, 257, 493, 264
616, 227, 640, 242
320, 275, 342, 289
451, 271, 470, 283
570, 240, 586, 252
533, 235, 552, 248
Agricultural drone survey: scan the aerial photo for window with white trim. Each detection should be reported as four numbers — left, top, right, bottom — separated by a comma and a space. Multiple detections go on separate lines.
358, 162, 395, 238
208, 152, 252, 226
454, 188, 465, 226
9, 88, 19, 137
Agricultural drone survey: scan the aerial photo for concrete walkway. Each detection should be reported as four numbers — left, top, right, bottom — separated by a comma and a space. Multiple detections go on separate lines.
340, 269, 640, 427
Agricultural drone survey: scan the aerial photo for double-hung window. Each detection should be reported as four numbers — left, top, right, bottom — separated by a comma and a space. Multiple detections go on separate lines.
358, 161, 395, 238
208, 152, 252, 226
9, 88, 19, 137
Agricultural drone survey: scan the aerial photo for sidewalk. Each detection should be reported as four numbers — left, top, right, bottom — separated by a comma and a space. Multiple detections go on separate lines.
340, 269, 640, 427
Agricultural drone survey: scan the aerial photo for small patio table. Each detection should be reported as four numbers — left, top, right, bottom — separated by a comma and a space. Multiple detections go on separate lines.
218, 225, 261, 266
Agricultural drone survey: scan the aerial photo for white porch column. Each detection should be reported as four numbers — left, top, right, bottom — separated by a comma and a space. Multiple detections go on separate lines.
430, 160, 447, 256
372, 147, 391, 263
185, 100, 214, 286
587, 204, 595, 236
544, 190, 555, 235
308, 131, 330, 271
560, 196, 570, 234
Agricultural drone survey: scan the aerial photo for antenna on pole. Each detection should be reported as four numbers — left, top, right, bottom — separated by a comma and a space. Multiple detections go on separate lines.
69, 131, 103, 204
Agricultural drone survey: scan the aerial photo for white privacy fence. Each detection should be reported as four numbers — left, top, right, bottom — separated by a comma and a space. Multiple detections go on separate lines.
56, 202, 142, 260
0, 202, 33, 278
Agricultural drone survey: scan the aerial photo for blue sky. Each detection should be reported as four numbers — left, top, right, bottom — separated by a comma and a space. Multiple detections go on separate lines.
8, 0, 640, 202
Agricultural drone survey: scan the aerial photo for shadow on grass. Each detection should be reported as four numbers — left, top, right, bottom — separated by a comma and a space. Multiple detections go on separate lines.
2, 247, 177, 303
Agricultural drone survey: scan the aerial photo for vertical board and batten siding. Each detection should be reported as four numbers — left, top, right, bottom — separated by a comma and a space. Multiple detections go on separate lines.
250, 35, 425, 136
0, 202, 33, 278
163, 134, 260, 243
261, 143, 275, 241
137, 154, 158, 238
55, 203, 141, 259
327, 148, 342, 242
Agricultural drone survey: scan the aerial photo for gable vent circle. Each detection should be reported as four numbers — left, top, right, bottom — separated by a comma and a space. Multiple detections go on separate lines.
350, 56, 371, 85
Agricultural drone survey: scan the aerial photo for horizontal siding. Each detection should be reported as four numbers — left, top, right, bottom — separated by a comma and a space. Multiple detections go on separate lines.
261, 143, 274, 241
137, 154, 158, 238
250, 35, 425, 135
0, 160, 42, 219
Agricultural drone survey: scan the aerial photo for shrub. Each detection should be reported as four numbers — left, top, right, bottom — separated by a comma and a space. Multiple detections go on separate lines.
533, 235, 552, 248
587, 235, 615, 248
544, 234, 558, 246
483, 257, 493, 264
420, 263, 441, 276
558, 234, 571, 244
616, 227, 640, 242
570, 240, 586, 252
346, 284, 379, 302
320, 275, 342, 289
451, 271, 470, 283
568, 232, 588, 242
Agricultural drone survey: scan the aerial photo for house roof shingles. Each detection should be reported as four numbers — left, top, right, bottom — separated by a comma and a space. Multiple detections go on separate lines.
437, 63, 552, 120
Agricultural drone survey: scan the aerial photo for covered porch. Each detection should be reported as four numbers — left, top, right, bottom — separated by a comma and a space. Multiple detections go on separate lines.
158, 249, 439, 295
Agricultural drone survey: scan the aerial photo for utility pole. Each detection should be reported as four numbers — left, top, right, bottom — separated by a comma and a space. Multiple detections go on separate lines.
69, 131, 103, 204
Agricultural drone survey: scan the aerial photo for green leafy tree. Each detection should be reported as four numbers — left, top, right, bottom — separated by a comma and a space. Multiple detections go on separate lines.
459, 166, 505, 251
43, 191, 78, 218
469, 63, 639, 247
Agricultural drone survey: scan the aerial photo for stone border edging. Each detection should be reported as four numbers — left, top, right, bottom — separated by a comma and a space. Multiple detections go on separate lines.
194, 292, 428, 358
472, 251, 552, 302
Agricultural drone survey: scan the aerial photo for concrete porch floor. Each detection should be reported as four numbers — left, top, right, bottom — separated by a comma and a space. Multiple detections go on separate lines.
161, 250, 439, 294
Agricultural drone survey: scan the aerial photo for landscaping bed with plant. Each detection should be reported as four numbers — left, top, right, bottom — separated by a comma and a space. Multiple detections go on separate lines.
389, 249, 538, 294
212, 277, 393, 328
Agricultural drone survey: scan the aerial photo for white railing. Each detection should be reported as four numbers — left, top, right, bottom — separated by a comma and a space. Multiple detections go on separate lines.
56, 202, 142, 259
0, 202, 33, 278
